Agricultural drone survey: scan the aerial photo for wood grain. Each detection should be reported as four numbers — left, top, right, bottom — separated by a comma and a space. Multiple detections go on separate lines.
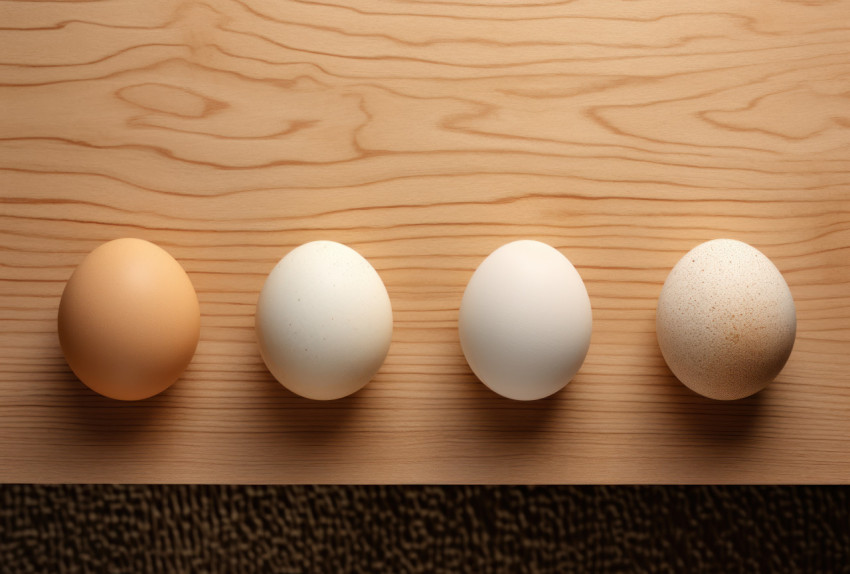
1, 0, 848, 484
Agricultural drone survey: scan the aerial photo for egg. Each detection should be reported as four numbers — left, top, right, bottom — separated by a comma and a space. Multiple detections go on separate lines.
58, 238, 200, 400
255, 241, 393, 400
656, 238, 796, 400
458, 240, 593, 401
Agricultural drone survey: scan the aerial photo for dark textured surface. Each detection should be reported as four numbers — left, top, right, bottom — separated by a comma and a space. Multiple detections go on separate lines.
2, 486, 848, 573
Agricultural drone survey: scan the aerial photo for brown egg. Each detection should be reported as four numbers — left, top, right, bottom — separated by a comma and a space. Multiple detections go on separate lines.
656, 239, 796, 400
58, 238, 200, 400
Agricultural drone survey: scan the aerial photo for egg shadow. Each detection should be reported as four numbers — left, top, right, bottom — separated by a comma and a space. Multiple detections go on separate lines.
457, 364, 569, 460
656, 362, 767, 449
46, 341, 165, 446
470, 381, 563, 432
248, 360, 366, 451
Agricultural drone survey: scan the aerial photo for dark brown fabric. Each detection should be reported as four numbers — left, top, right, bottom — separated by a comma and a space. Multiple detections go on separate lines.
2, 486, 848, 573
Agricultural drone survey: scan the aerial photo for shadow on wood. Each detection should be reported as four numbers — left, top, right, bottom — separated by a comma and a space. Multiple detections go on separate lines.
244, 358, 367, 446
658, 365, 767, 451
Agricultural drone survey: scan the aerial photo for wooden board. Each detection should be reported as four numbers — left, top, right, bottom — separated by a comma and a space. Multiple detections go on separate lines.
1, 0, 849, 484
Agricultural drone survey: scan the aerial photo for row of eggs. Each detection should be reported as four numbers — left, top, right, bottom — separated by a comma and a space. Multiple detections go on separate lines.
58, 238, 796, 403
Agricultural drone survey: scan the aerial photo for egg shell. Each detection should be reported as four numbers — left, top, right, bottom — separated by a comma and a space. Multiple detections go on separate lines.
458, 240, 593, 401
255, 241, 393, 400
58, 238, 201, 401
656, 238, 796, 400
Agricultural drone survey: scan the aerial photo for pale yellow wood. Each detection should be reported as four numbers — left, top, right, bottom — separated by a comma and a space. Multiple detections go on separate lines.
1, 0, 849, 484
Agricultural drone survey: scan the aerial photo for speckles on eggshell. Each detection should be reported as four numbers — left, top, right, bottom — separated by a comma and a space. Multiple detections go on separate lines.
254, 240, 393, 401
656, 239, 796, 401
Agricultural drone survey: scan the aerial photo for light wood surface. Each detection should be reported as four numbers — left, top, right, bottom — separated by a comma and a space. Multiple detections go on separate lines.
1, 0, 849, 484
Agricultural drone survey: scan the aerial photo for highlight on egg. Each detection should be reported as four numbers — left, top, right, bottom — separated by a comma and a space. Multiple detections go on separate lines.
458, 240, 593, 401
58, 238, 201, 401
255, 241, 393, 400
656, 238, 796, 400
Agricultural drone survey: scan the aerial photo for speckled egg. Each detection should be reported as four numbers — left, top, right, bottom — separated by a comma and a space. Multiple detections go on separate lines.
656, 239, 796, 400
255, 241, 393, 401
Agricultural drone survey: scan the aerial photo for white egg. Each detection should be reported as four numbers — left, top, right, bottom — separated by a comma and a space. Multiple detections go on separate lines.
255, 241, 393, 400
458, 240, 593, 401
656, 238, 796, 400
